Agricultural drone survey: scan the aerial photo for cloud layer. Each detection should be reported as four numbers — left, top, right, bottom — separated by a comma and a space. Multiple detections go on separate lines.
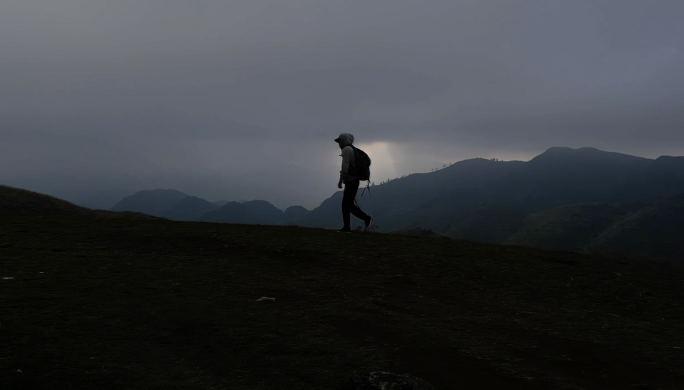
2, 0, 683, 207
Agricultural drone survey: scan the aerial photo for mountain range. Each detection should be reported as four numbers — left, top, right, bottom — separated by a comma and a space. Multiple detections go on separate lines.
34, 146, 684, 262
111, 189, 312, 225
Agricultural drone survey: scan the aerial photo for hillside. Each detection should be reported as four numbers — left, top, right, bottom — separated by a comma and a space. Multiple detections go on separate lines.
0, 184, 89, 215
506, 203, 642, 253
501, 193, 684, 262
388, 227, 450, 239
0, 184, 160, 220
6, 146, 684, 262
288, 147, 684, 261
299, 147, 684, 232
301, 158, 524, 230
616, 156, 684, 203
98, 148, 684, 240
443, 205, 528, 244
592, 193, 684, 261
489, 147, 652, 211
2, 213, 684, 389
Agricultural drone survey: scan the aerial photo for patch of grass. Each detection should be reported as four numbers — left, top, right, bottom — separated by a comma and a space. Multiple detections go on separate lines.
1, 214, 684, 389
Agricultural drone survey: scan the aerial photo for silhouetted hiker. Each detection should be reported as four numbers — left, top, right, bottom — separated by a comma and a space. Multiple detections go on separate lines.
335, 133, 374, 233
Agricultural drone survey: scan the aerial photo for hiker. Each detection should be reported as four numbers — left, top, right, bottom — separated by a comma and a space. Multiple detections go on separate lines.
335, 133, 374, 233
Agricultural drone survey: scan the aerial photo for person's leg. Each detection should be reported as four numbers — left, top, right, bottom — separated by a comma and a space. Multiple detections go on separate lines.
341, 180, 357, 228
350, 200, 369, 222
347, 180, 370, 222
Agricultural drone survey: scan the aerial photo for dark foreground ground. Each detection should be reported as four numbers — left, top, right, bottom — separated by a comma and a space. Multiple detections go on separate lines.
1, 214, 684, 390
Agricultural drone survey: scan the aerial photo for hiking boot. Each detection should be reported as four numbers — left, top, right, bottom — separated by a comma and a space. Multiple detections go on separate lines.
363, 216, 374, 233
337, 227, 352, 233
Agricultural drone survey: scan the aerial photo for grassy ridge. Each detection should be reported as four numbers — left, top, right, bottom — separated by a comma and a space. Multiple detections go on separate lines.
2, 214, 684, 389
0, 184, 160, 221
0, 185, 88, 215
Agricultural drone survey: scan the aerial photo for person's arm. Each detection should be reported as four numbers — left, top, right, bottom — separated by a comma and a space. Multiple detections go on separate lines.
338, 154, 344, 189
339, 147, 352, 187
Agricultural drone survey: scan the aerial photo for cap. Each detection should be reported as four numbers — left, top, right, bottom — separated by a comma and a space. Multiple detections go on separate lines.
334, 137, 340, 143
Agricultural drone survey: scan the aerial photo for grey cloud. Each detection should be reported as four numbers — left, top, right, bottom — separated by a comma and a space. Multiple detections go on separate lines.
1, 0, 683, 207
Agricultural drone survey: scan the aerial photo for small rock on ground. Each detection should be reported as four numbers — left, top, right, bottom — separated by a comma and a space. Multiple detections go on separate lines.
343, 371, 434, 390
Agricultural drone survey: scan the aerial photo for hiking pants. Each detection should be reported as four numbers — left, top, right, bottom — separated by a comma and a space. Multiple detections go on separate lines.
342, 179, 369, 228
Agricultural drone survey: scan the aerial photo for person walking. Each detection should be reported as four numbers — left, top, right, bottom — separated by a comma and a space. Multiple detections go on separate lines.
335, 133, 374, 233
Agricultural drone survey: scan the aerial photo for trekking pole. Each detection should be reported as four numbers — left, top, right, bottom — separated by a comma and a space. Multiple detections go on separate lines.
361, 181, 371, 198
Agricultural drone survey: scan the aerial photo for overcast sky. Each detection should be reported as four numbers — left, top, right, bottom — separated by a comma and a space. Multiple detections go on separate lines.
2, 0, 683, 209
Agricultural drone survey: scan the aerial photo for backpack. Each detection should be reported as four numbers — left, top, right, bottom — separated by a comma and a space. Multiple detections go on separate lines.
349, 145, 371, 181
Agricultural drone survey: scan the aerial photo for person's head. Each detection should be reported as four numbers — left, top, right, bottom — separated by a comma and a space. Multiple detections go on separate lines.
334, 133, 354, 149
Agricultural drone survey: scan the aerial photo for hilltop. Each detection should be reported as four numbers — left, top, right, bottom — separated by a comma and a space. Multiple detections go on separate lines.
0, 185, 159, 220
0, 184, 90, 215
2, 209, 684, 389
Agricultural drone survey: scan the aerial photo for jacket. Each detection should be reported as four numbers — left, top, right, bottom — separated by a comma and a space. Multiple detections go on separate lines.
337, 133, 356, 183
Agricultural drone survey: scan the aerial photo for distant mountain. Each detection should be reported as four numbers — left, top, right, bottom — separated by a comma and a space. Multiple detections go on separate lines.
110, 189, 288, 223
6, 143, 684, 262
373, 188, 485, 236
615, 156, 684, 203
201, 200, 284, 224
489, 147, 652, 211
298, 191, 346, 229
283, 205, 310, 224
297, 147, 684, 233
16, 145, 682, 261
213, 200, 229, 206
111, 189, 188, 217
281, 146, 684, 261
76, 189, 134, 210
300, 158, 526, 230
162, 196, 219, 221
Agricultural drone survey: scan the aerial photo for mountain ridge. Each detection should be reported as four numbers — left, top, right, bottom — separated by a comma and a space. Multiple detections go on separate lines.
5, 146, 684, 261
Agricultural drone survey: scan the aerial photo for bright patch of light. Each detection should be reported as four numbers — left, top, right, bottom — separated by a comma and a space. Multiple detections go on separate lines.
355, 141, 399, 184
